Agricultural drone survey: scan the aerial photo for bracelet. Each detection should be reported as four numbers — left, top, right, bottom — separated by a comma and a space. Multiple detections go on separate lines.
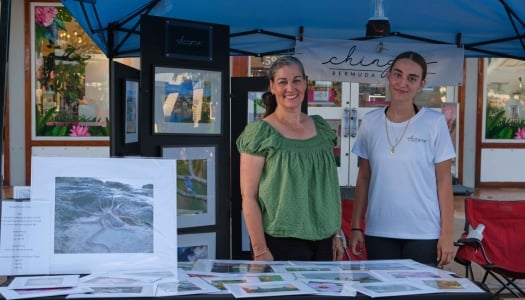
253, 248, 269, 258
352, 228, 364, 233
334, 233, 344, 239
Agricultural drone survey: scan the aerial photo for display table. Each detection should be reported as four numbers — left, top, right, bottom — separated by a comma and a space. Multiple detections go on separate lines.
3, 292, 489, 300
0, 279, 493, 300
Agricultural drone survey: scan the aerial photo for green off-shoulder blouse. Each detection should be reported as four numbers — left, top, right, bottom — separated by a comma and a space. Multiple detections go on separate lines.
236, 115, 341, 240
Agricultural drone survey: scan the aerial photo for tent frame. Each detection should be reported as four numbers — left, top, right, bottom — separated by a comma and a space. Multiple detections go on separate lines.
69, 0, 525, 59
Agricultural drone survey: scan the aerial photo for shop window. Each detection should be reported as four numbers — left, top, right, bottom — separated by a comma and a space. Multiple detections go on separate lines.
30, 2, 109, 140
483, 58, 525, 141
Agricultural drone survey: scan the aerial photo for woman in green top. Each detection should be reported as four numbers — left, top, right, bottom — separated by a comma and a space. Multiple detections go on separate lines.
236, 56, 344, 261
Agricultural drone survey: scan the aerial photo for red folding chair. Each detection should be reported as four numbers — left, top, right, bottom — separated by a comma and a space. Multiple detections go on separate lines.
454, 197, 525, 298
340, 199, 367, 261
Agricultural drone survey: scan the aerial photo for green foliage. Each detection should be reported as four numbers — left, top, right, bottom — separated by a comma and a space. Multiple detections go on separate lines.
485, 107, 525, 139
35, 105, 58, 136
35, 105, 109, 137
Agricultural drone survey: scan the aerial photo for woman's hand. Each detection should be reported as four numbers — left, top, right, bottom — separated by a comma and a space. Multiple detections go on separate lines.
349, 229, 365, 257
252, 247, 273, 261
332, 232, 345, 261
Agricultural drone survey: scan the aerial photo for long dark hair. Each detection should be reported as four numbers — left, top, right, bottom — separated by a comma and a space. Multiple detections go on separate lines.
263, 56, 306, 117
390, 51, 427, 80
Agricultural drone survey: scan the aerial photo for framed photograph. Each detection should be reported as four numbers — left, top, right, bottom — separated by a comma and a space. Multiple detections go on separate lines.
247, 91, 265, 123
124, 79, 139, 144
153, 66, 221, 135
162, 146, 216, 228
178, 232, 216, 263
30, 156, 178, 274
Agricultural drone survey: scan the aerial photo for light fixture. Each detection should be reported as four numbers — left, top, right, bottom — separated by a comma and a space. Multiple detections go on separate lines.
366, 0, 391, 37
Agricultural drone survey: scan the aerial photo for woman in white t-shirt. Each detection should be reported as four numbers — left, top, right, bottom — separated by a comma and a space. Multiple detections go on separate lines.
349, 51, 456, 268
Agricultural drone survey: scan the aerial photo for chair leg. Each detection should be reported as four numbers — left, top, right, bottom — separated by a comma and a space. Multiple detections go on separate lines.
483, 270, 525, 298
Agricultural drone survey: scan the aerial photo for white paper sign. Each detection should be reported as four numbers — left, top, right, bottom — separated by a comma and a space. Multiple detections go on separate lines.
295, 38, 464, 86
0, 201, 51, 275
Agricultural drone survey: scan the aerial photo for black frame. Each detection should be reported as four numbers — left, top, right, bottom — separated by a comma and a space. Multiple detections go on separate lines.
109, 60, 140, 156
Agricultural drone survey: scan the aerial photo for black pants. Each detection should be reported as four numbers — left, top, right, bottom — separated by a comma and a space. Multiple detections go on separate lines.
365, 235, 438, 266
262, 233, 333, 261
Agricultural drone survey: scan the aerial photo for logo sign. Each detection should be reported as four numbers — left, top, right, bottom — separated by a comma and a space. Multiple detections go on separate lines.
164, 20, 213, 61
295, 38, 464, 86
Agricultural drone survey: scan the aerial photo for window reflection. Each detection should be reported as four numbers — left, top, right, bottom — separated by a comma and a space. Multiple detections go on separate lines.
485, 58, 525, 140
32, 3, 109, 138
307, 80, 341, 107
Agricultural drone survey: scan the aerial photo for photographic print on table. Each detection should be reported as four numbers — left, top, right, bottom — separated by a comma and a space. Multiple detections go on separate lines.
178, 232, 216, 263
29, 156, 178, 274
124, 79, 139, 144
162, 146, 216, 228
154, 66, 221, 135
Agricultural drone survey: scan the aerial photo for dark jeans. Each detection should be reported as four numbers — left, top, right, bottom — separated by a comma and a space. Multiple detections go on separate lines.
365, 235, 438, 266
262, 233, 333, 261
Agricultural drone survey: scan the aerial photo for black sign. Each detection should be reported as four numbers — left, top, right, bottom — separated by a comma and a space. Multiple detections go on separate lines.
164, 20, 213, 61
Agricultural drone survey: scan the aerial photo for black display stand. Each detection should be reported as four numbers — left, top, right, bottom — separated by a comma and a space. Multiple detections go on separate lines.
109, 61, 140, 156
139, 15, 231, 259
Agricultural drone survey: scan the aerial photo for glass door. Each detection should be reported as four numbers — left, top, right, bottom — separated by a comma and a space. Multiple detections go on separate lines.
307, 81, 352, 186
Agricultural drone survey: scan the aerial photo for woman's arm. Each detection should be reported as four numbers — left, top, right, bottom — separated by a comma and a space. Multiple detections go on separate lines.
349, 157, 370, 257
435, 159, 455, 268
239, 152, 273, 261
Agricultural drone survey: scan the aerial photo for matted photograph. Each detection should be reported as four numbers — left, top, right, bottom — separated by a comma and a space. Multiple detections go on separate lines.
302, 279, 357, 297
8, 275, 80, 290
124, 79, 139, 144
178, 232, 216, 263
224, 281, 317, 298
30, 156, 178, 274
294, 271, 384, 283
153, 66, 222, 135
162, 146, 216, 228
191, 259, 287, 274
337, 259, 430, 271
154, 277, 219, 297
372, 269, 452, 281
351, 280, 433, 298
0, 287, 91, 300
66, 285, 155, 298
415, 278, 487, 293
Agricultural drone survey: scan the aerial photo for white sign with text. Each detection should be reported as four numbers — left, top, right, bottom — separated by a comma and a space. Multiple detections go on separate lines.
295, 38, 464, 86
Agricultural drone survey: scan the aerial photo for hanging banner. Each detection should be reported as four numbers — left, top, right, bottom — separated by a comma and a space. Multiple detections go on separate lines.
295, 38, 464, 86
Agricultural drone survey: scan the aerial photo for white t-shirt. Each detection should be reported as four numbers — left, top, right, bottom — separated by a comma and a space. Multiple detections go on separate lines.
352, 106, 456, 239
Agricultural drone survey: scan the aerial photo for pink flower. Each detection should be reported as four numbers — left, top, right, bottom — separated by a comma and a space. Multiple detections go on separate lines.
514, 128, 525, 139
69, 125, 91, 137
35, 6, 58, 27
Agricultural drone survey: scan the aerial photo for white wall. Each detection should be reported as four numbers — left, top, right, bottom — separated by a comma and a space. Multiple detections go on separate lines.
462, 58, 478, 188
8, 0, 26, 186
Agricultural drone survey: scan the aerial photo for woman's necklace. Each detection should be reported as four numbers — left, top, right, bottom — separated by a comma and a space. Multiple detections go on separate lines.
384, 105, 417, 154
